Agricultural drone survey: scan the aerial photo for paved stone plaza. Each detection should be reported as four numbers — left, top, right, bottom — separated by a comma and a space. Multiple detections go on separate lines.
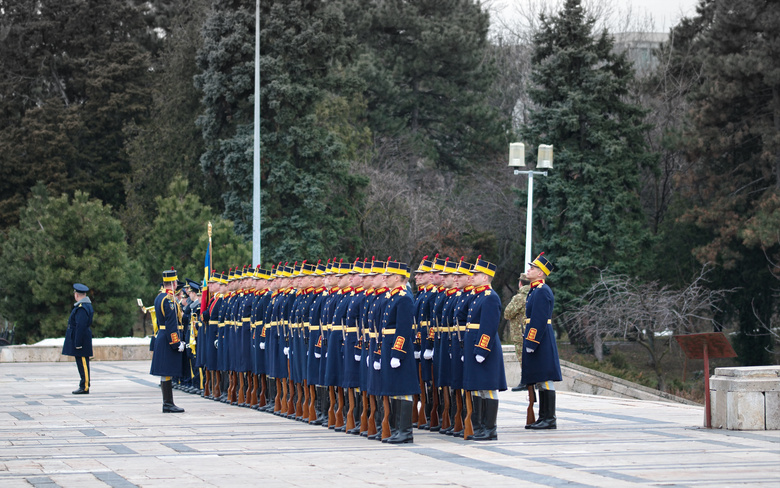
1, 361, 778, 487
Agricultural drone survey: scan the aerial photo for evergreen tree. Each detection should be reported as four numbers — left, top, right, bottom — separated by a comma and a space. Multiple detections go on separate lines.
0, 0, 154, 229
347, 0, 507, 170
520, 0, 655, 320
0, 185, 140, 343
194, 0, 365, 262
123, 0, 214, 246
668, 0, 779, 364
136, 176, 251, 301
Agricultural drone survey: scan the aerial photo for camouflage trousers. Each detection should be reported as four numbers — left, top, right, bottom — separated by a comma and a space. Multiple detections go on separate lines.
509, 320, 524, 365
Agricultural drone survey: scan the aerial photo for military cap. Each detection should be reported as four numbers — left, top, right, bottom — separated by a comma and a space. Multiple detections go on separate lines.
186, 279, 201, 292
73, 283, 89, 293
314, 259, 327, 275
529, 252, 554, 276
473, 255, 497, 277
432, 254, 447, 273
385, 259, 410, 278
162, 267, 178, 283
414, 255, 433, 273
441, 258, 458, 275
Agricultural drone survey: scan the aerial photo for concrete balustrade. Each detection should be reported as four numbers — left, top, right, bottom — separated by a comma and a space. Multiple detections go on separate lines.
710, 366, 780, 430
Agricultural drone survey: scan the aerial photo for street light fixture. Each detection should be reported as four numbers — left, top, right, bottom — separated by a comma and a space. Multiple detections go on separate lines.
509, 143, 553, 268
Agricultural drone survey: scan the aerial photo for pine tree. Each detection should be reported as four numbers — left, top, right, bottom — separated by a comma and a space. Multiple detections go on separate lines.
194, 0, 366, 262
136, 176, 251, 300
669, 0, 780, 364
348, 0, 507, 170
520, 0, 655, 318
0, 0, 154, 229
0, 185, 140, 343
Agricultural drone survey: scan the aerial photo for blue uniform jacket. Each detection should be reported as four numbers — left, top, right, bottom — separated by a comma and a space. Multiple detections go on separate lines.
150, 290, 185, 378
378, 287, 421, 397
62, 299, 94, 357
520, 282, 562, 385
462, 285, 507, 391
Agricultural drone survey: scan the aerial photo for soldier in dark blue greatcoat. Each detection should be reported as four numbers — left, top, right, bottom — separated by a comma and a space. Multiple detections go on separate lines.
378, 260, 421, 444
462, 257, 507, 440
62, 283, 94, 394
522, 253, 561, 430
150, 268, 186, 413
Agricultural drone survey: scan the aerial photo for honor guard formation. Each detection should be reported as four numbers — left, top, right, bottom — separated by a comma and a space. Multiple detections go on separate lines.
147, 252, 559, 443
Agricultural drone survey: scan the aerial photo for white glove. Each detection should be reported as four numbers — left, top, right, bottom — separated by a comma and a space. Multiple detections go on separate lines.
526, 347, 533, 353
283, 347, 289, 357
260, 342, 265, 350
414, 351, 421, 359
373, 360, 381, 370
214, 339, 219, 349
178, 342, 185, 352
461, 355, 464, 362
366, 356, 369, 367
314, 352, 321, 359
423, 349, 434, 360
355, 354, 361, 362
390, 358, 401, 369
76, 346, 82, 350
475, 354, 485, 363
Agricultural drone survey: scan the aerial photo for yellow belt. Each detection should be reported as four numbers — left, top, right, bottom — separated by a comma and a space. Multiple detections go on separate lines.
158, 326, 166, 330
331, 325, 344, 331
382, 329, 396, 334
455, 326, 467, 332
467, 324, 480, 329
242, 317, 250, 322
524, 319, 552, 324
420, 321, 430, 326
218, 324, 225, 328
344, 327, 358, 333
369, 332, 378, 339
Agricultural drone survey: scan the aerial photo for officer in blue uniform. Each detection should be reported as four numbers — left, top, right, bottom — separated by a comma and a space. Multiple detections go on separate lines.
448, 258, 476, 436
62, 283, 94, 394
306, 261, 328, 424
150, 268, 186, 413
378, 260, 421, 444
462, 256, 507, 440
522, 252, 561, 430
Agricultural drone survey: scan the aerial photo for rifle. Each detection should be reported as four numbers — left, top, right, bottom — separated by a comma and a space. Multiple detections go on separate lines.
464, 390, 474, 440
453, 317, 465, 434
367, 394, 378, 436
429, 316, 440, 430
359, 315, 369, 434
527, 385, 537, 426
381, 395, 391, 441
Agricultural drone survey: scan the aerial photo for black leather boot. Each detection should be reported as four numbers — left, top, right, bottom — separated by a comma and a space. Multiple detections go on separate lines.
386, 399, 414, 444
162, 380, 184, 413
526, 387, 546, 429
473, 399, 498, 440
527, 390, 556, 430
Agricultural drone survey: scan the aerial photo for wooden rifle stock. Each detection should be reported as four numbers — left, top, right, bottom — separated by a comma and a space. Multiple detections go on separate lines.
334, 387, 345, 428
441, 386, 451, 430
346, 387, 356, 431
367, 395, 378, 436
204, 369, 211, 398
360, 391, 369, 434
308, 384, 318, 423
280, 377, 288, 414
258, 374, 267, 407
430, 374, 440, 428
463, 390, 474, 439
453, 389, 463, 434
328, 386, 336, 427
274, 377, 282, 413
295, 381, 304, 418
526, 385, 536, 426
381, 396, 391, 440
418, 365, 427, 428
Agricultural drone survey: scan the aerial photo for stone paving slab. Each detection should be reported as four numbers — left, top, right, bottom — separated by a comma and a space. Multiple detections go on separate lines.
0, 361, 778, 488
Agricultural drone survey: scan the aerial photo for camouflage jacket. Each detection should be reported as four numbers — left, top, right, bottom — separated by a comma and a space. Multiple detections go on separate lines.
504, 285, 530, 329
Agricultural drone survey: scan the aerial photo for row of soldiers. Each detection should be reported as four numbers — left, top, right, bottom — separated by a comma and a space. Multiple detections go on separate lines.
151, 255, 511, 442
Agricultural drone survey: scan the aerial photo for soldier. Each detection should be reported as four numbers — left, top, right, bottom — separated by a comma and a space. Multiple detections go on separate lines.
425, 256, 449, 431
447, 258, 477, 437
377, 260, 420, 444
505, 273, 531, 391
150, 268, 187, 413
411, 256, 434, 428
185, 279, 202, 393
62, 283, 94, 394
462, 256, 507, 440
326, 260, 352, 430
522, 253, 561, 430
343, 259, 368, 434
203, 271, 225, 400
317, 260, 340, 426
366, 259, 388, 440
306, 261, 329, 424
436, 258, 460, 434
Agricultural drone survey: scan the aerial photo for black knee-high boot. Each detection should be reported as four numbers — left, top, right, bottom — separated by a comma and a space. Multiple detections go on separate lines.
473, 399, 498, 440
527, 390, 556, 430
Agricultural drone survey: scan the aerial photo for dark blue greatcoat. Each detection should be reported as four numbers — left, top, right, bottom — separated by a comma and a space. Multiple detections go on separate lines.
359, 289, 375, 391
317, 289, 339, 385
62, 299, 94, 357
414, 285, 435, 382
435, 290, 459, 387
378, 287, 421, 397
343, 288, 366, 388
150, 290, 186, 378
325, 289, 351, 387
205, 295, 223, 371
306, 288, 328, 384
462, 285, 507, 391
520, 282, 562, 385
366, 288, 388, 395
450, 286, 476, 390
236, 292, 253, 372
264, 291, 281, 378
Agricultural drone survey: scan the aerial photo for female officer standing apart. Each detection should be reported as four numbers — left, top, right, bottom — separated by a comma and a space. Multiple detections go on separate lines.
150, 268, 187, 413
62, 283, 94, 394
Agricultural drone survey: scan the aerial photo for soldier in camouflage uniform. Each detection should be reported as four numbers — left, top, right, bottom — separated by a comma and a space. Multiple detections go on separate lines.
504, 273, 530, 391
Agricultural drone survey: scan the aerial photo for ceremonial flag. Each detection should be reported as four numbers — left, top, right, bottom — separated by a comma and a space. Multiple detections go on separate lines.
201, 222, 213, 313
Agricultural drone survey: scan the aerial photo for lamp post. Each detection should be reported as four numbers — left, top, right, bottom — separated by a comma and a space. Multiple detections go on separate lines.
509, 143, 553, 267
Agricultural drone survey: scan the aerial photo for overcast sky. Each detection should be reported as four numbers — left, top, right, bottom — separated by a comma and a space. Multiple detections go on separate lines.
488, 0, 701, 33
